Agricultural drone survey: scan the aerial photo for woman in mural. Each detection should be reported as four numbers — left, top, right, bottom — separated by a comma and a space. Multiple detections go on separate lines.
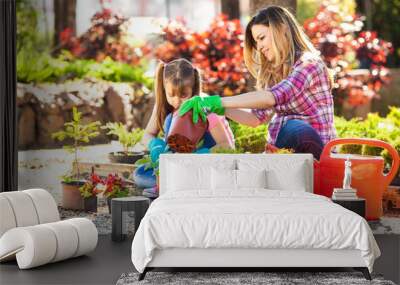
134, 58, 234, 190
179, 5, 336, 159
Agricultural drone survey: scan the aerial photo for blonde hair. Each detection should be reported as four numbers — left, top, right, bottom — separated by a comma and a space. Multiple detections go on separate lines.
244, 6, 321, 89
154, 58, 201, 131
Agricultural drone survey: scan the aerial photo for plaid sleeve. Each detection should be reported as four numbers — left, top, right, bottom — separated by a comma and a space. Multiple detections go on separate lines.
269, 60, 321, 106
251, 108, 274, 124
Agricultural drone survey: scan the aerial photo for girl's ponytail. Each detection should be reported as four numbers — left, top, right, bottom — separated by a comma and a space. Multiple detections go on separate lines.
154, 62, 172, 131
193, 68, 201, 96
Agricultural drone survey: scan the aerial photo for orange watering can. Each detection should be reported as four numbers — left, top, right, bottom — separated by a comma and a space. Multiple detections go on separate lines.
314, 138, 400, 220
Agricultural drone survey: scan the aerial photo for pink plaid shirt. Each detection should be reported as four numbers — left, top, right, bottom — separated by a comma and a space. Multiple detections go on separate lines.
252, 53, 336, 145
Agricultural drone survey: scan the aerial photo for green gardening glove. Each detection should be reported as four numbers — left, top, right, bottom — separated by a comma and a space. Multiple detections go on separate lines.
179, 95, 224, 123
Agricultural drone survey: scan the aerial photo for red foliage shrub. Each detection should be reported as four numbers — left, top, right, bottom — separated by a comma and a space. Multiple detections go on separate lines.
154, 15, 251, 96
60, 8, 149, 66
303, 3, 393, 107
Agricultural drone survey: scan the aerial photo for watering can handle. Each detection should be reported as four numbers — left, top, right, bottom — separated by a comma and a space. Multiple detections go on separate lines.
321, 138, 400, 184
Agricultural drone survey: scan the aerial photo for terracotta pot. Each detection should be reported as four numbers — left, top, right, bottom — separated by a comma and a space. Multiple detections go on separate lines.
167, 111, 208, 153
84, 196, 98, 212
62, 181, 85, 210
108, 151, 145, 164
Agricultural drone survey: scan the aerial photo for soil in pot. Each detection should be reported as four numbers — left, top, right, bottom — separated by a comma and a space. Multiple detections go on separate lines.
108, 151, 144, 164
84, 196, 98, 212
167, 111, 208, 153
62, 180, 85, 210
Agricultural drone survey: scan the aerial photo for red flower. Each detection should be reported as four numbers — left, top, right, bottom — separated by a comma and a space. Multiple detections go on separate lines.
60, 28, 74, 44
90, 173, 104, 185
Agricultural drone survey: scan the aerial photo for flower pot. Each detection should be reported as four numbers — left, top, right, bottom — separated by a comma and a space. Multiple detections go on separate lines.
62, 181, 85, 210
84, 196, 98, 212
108, 151, 144, 164
167, 111, 208, 153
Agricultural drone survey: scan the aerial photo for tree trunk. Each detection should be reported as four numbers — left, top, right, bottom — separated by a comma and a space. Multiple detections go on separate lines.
53, 0, 76, 47
249, 0, 297, 16
221, 0, 240, 19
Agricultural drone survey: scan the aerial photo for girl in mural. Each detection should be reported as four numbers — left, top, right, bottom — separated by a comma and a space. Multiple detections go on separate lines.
134, 58, 235, 191
179, 5, 337, 159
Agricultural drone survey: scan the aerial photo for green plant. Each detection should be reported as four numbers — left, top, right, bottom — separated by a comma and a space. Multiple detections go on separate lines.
60, 172, 75, 184
52, 107, 101, 181
102, 122, 144, 154
334, 107, 400, 170
275, 148, 295, 154
387, 106, 400, 128
229, 121, 267, 153
17, 50, 154, 87
134, 155, 159, 176
134, 138, 172, 177
16, 0, 58, 84
210, 147, 243, 154
297, 0, 320, 24
16, 0, 50, 53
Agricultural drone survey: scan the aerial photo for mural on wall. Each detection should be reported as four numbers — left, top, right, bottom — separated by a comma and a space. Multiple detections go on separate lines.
17, 0, 400, 234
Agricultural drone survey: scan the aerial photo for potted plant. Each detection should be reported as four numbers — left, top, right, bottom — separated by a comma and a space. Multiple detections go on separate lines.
102, 122, 145, 164
134, 138, 172, 190
52, 106, 101, 210
79, 170, 103, 212
103, 173, 130, 213
133, 138, 208, 196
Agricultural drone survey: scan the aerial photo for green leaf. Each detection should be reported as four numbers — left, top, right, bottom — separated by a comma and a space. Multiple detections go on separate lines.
72, 107, 80, 122
51, 107, 100, 163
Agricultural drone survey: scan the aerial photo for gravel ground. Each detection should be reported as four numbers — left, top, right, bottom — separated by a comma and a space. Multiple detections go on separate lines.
58, 197, 140, 236
59, 202, 112, 235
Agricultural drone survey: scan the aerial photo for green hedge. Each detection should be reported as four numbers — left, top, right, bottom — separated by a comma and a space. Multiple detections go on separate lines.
17, 49, 153, 88
229, 121, 267, 153
230, 107, 400, 168
335, 107, 400, 167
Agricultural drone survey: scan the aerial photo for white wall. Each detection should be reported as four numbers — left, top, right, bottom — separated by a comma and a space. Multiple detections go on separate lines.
76, 0, 218, 35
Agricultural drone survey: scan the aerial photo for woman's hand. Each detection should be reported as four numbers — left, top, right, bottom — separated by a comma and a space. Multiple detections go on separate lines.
265, 143, 280, 153
179, 95, 225, 123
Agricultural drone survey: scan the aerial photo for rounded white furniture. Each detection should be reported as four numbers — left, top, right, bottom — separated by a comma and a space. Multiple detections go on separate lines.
0, 189, 98, 269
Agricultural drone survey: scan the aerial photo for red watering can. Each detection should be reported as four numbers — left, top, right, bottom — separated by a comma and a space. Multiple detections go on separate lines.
314, 138, 400, 220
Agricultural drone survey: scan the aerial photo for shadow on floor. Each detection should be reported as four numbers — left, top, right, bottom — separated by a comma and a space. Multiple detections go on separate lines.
0, 235, 133, 285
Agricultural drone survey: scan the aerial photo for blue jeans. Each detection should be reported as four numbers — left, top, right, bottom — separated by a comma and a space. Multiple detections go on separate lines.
275, 120, 324, 159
